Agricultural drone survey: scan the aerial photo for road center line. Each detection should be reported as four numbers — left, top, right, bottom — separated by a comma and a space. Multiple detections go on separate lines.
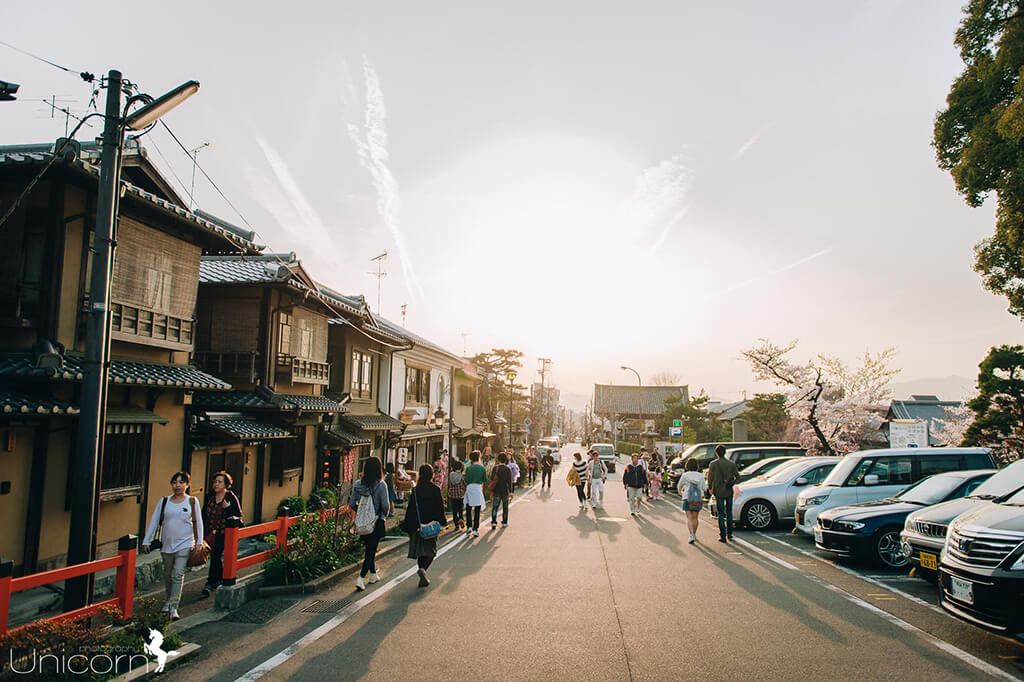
730, 536, 1020, 682
235, 487, 536, 681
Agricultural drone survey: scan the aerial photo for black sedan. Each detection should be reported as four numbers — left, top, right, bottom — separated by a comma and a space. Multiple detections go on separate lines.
814, 470, 995, 569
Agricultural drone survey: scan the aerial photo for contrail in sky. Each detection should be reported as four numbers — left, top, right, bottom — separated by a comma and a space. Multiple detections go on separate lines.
700, 246, 833, 302
345, 56, 423, 301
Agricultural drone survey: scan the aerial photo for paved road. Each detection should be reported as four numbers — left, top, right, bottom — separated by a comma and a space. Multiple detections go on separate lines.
168, 457, 1024, 681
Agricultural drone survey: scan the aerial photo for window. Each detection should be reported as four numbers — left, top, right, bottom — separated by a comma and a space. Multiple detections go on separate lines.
859, 457, 912, 485
297, 318, 312, 359
919, 456, 963, 478
458, 384, 475, 407
805, 465, 834, 485
270, 429, 305, 482
736, 451, 761, 468
406, 366, 429, 404
351, 350, 374, 399
101, 424, 151, 495
278, 312, 292, 356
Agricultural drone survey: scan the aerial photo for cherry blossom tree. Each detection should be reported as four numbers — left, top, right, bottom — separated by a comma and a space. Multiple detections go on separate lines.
742, 339, 899, 456
931, 402, 974, 447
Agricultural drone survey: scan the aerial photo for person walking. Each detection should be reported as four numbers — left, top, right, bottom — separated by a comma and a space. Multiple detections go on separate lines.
463, 450, 487, 536
349, 456, 392, 591
639, 448, 651, 498
448, 460, 467, 530
142, 472, 203, 620
489, 452, 513, 528
506, 450, 520, 494
623, 453, 646, 516
402, 464, 447, 587
678, 458, 707, 544
571, 452, 589, 507
648, 458, 663, 500
526, 448, 539, 485
200, 471, 242, 599
706, 445, 740, 542
587, 450, 608, 510
384, 462, 398, 517
540, 449, 555, 489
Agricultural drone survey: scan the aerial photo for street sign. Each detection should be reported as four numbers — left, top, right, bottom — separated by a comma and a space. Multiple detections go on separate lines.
889, 420, 928, 448
672, 419, 682, 428
524, 418, 532, 426
669, 427, 682, 437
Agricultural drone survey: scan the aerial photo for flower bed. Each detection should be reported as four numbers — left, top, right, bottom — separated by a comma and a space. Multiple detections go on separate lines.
262, 514, 363, 587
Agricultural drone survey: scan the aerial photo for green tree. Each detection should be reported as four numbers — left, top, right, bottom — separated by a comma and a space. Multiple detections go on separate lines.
934, 1, 1024, 317
743, 393, 790, 441
657, 390, 730, 443
469, 348, 524, 450
963, 344, 1024, 463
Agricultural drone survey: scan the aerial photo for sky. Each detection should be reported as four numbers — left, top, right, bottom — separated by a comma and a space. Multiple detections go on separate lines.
4, 1, 1022, 409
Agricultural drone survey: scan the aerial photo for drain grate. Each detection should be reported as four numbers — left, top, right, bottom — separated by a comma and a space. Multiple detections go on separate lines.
302, 598, 350, 613
223, 598, 298, 623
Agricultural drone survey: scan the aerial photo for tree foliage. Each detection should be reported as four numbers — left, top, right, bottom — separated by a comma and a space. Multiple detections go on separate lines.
469, 348, 525, 449
743, 393, 790, 441
963, 344, 1024, 462
648, 371, 681, 386
934, 0, 1024, 317
742, 339, 899, 455
657, 390, 731, 443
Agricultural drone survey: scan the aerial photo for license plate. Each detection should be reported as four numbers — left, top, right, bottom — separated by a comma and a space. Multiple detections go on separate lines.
813, 527, 823, 544
949, 576, 974, 604
919, 551, 938, 571
796, 510, 805, 525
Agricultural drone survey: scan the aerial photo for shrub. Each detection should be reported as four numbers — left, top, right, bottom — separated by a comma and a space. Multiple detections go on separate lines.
276, 495, 306, 518
308, 487, 337, 510
262, 515, 362, 587
617, 442, 643, 455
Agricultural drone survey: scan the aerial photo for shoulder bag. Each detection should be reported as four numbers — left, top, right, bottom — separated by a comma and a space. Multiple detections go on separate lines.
187, 496, 212, 567
148, 497, 168, 553
413, 489, 442, 539
487, 468, 499, 493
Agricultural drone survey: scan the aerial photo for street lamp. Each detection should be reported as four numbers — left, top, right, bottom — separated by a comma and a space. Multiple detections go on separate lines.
433, 406, 446, 429
66, 70, 199, 611
506, 371, 517, 451
620, 366, 642, 446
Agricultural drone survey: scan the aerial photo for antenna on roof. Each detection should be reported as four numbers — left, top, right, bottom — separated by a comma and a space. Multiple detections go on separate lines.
368, 251, 387, 312
462, 332, 469, 355
188, 141, 210, 210
400, 303, 407, 326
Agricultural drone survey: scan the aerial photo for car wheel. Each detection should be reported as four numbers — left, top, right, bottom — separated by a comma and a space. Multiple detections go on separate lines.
872, 527, 908, 569
742, 500, 776, 530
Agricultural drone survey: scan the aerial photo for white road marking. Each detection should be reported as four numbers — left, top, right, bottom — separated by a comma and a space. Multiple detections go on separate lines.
236, 490, 535, 681
731, 536, 1021, 682
755, 532, 946, 615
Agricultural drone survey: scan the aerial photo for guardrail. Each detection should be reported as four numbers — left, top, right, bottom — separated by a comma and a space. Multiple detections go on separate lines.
0, 535, 137, 636
221, 506, 352, 585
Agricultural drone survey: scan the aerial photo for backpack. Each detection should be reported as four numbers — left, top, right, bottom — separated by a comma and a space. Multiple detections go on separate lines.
355, 482, 380, 535
685, 479, 703, 506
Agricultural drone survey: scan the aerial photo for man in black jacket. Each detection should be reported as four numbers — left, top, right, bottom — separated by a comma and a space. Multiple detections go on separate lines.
490, 453, 513, 528
623, 453, 647, 516
540, 450, 555, 488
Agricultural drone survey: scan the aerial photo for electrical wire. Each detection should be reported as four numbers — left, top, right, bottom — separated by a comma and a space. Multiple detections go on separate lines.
0, 39, 94, 82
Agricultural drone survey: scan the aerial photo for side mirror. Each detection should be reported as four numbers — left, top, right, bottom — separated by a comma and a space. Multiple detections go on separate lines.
793, 477, 809, 486
864, 474, 879, 486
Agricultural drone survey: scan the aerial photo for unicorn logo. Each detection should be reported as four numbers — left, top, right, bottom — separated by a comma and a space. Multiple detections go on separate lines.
143, 628, 177, 673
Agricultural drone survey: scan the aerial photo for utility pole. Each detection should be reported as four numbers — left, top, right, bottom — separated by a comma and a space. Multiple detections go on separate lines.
537, 357, 550, 437
369, 251, 387, 312
188, 141, 210, 210
400, 304, 407, 326
461, 332, 469, 356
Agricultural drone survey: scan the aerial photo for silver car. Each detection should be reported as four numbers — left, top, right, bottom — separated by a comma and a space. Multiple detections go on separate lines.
722, 457, 839, 530
901, 460, 1024, 578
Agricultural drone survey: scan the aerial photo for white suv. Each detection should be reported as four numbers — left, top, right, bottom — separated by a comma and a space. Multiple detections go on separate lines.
794, 447, 995, 536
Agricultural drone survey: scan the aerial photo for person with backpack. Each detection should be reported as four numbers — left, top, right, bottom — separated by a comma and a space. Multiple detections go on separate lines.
447, 460, 467, 530
526, 448, 539, 484
677, 458, 707, 543
489, 452, 513, 528
622, 453, 647, 516
142, 472, 203, 620
706, 444, 740, 542
349, 456, 392, 591
463, 450, 487, 536
540, 450, 555, 489
402, 463, 447, 587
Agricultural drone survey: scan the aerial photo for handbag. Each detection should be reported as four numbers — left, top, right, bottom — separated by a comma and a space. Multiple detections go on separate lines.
487, 469, 499, 493
566, 468, 580, 487
148, 497, 168, 553
413, 489, 442, 539
186, 497, 211, 567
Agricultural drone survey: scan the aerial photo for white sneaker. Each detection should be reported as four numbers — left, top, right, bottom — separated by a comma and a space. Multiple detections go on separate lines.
355, 576, 365, 591
368, 572, 380, 584
168, 609, 180, 620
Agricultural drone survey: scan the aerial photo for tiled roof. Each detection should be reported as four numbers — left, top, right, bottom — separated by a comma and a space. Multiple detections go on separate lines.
592, 384, 689, 417
0, 354, 231, 390
339, 413, 405, 431
193, 391, 274, 411
323, 427, 371, 446
204, 418, 293, 441
375, 317, 461, 362
0, 147, 257, 254
277, 393, 346, 413
0, 390, 79, 416
318, 285, 370, 317
199, 255, 296, 285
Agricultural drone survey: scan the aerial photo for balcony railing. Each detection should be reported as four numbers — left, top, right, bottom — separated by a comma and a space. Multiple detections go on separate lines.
195, 351, 260, 383
276, 354, 330, 386
109, 301, 193, 351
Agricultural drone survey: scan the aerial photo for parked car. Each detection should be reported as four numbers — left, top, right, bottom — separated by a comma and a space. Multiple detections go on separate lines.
666, 441, 800, 489
794, 448, 996, 536
723, 446, 806, 471
938, 486, 1024, 642
814, 470, 995, 569
590, 443, 617, 473
902, 460, 1024, 580
738, 456, 803, 483
710, 457, 839, 530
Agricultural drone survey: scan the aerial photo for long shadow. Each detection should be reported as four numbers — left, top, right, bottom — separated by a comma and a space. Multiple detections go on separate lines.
435, 534, 500, 596
633, 513, 688, 558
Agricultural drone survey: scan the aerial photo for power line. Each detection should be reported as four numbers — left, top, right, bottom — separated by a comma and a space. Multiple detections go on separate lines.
0, 40, 94, 82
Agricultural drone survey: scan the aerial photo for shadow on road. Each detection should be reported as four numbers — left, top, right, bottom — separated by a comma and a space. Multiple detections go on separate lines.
633, 513, 687, 559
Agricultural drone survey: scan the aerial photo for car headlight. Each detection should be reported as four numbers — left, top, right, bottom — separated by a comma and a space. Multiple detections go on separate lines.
904, 516, 915, 532
803, 495, 829, 507
1011, 547, 1024, 571
832, 521, 866, 532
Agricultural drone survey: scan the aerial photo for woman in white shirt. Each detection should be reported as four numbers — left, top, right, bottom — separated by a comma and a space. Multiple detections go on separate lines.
143, 472, 203, 619
676, 459, 708, 544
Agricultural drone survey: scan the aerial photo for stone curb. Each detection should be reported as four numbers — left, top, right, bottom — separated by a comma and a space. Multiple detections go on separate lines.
256, 536, 408, 597
111, 642, 201, 681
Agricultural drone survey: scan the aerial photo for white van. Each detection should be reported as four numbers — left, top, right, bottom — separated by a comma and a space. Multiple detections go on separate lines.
794, 447, 995, 536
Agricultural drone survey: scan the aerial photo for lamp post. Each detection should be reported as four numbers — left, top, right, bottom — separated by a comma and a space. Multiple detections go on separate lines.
506, 371, 517, 452
620, 366, 642, 447
65, 71, 199, 611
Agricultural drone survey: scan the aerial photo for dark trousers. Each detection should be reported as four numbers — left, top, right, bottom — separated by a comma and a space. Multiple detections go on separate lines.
542, 469, 552, 487
575, 483, 586, 503
450, 498, 464, 525
206, 533, 226, 588
491, 494, 509, 525
528, 468, 537, 483
468, 505, 481, 531
418, 556, 434, 570
715, 496, 734, 538
360, 519, 385, 576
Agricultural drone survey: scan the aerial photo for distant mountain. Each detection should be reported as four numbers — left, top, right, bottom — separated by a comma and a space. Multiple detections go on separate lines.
891, 376, 975, 401
560, 392, 590, 412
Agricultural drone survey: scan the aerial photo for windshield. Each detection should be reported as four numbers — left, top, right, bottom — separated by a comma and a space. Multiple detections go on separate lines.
969, 460, 1024, 500
593, 445, 614, 457
821, 456, 861, 486
896, 475, 964, 505
765, 460, 815, 483
1004, 487, 1024, 506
